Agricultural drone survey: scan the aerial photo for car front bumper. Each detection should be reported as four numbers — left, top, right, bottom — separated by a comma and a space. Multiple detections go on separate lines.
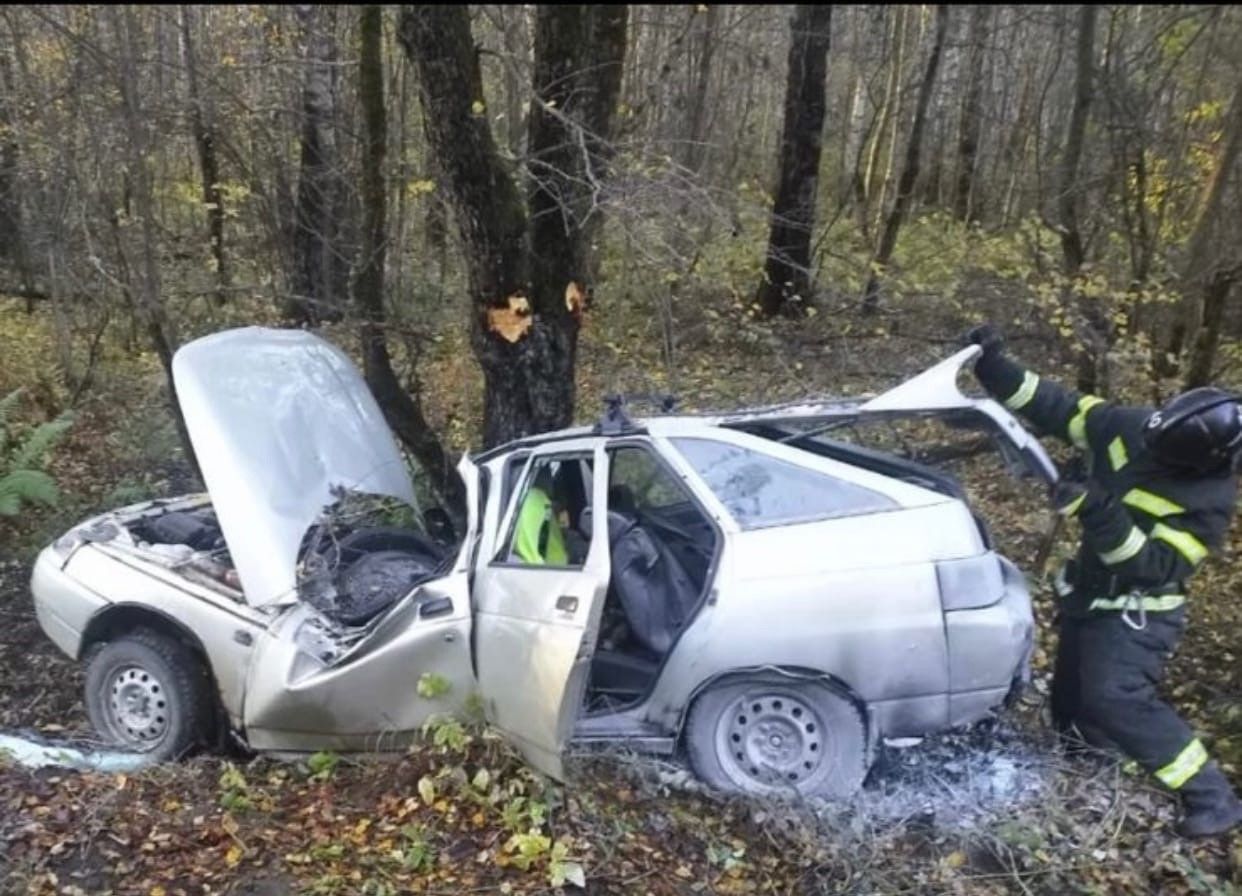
31, 546, 110, 659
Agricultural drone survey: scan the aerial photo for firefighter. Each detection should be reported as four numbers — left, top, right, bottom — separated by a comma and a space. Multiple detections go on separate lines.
966, 324, 1242, 838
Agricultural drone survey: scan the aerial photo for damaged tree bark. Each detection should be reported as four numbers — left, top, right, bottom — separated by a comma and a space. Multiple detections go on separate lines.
399, 5, 627, 447
755, 5, 832, 317
356, 5, 463, 510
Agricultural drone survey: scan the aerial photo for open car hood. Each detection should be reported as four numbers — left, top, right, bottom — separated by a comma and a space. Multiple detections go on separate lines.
172, 328, 417, 607
712, 346, 1059, 485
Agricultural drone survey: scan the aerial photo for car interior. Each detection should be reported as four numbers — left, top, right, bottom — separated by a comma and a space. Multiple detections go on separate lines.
498, 445, 719, 714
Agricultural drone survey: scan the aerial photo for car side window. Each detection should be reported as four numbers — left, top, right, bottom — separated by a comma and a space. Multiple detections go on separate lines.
502, 454, 593, 567
608, 445, 691, 512
671, 437, 896, 529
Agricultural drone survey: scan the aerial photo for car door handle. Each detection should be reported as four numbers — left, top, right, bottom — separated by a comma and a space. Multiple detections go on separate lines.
419, 597, 454, 619
555, 595, 579, 613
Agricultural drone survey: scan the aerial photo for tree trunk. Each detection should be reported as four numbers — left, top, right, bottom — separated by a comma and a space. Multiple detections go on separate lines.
400, 5, 626, 447
0, 40, 30, 292
755, 4, 832, 317
179, 6, 229, 304
1058, 6, 1102, 391
289, 4, 349, 325
355, 5, 463, 511
954, 4, 989, 221
111, 6, 199, 478
862, 5, 949, 314
680, 4, 719, 176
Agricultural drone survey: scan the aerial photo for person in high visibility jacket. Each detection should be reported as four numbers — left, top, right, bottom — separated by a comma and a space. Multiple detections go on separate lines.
967, 324, 1242, 839
513, 468, 569, 565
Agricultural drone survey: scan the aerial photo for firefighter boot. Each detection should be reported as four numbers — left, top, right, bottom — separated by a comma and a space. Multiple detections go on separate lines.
1177, 762, 1242, 839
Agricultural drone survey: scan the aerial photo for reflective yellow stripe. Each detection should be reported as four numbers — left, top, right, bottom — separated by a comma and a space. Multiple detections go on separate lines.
1088, 594, 1185, 612
1151, 523, 1209, 566
1067, 396, 1105, 449
1058, 491, 1086, 517
1004, 371, 1040, 411
1108, 436, 1128, 471
1122, 488, 1185, 518
1099, 525, 1147, 565
1155, 739, 1209, 790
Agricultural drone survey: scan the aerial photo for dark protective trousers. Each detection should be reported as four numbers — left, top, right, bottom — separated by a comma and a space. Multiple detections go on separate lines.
1051, 607, 1198, 777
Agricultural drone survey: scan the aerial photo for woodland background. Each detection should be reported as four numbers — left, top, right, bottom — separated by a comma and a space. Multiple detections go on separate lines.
1, 5, 1241, 894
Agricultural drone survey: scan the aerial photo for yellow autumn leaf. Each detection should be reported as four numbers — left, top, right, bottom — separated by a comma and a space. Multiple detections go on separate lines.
225, 844, 243, 867
471, 99, 485, 115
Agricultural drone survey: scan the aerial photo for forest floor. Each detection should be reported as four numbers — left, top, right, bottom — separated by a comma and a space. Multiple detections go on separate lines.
1, 295, 1241, 894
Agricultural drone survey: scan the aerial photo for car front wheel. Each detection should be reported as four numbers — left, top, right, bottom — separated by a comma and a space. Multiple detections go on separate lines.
84, 629, 211, 761
684, 674, 868, 800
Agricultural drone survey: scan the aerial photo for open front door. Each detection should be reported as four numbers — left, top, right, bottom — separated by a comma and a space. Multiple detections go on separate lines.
471, 439, 609, 778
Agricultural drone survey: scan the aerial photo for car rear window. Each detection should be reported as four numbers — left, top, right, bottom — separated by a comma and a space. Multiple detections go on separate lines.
671, 438, 896, 529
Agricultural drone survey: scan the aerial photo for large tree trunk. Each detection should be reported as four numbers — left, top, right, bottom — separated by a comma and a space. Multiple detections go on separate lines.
400, 5, 627, 447
1059, 6, 1102, 391
862, 5, 949, 315
755, 4, 832, 317
355, 5, 463, 511
289, 4, 349, 325
179, 6, 229, 304
954, 4, 989, 221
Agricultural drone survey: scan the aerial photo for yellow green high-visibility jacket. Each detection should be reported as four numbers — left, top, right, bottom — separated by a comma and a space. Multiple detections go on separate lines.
513, 487, 569, 565
976, 352, 1238, 616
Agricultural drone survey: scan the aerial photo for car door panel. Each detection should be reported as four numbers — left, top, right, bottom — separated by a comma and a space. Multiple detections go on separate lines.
472, 441, 610, 779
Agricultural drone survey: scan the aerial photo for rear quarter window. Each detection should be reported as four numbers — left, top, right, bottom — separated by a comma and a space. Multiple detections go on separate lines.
672, 437, 897, 529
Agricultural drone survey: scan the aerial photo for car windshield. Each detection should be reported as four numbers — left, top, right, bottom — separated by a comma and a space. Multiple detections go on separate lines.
671, 437, 895, 529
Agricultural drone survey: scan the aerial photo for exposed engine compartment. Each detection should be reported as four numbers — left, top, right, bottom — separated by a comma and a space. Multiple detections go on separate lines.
119, 495, 454, 628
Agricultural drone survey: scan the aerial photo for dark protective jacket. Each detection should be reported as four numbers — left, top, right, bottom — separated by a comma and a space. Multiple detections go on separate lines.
976, 353, 1238, 615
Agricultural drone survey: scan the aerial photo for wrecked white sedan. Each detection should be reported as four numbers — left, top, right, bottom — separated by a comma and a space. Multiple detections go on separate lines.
30, 328, 1053, 798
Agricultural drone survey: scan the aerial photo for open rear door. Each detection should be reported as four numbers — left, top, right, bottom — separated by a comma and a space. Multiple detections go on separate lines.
470, 439, 610, 779
713, 346, 1058, 485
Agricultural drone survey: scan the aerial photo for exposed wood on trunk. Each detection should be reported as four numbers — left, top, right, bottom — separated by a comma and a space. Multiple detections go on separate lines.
862, 5, 949, 315
400, 5, 626, 447
755, 4, 832, 317
355, 5, 463, 511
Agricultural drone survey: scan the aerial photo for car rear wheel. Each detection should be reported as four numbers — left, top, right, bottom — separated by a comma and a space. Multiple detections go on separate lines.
684, 675, 868, 800
84, 629, 211, 761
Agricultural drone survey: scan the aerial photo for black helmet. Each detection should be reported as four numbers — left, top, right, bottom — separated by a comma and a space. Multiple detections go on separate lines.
1142, 387, 1242, 473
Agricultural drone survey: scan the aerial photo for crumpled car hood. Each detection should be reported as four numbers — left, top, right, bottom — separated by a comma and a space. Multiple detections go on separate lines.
172, 327, 416, 607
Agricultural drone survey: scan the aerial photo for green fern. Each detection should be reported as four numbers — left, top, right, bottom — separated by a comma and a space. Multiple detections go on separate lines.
0, 469, 59, 516
11, 412, 74, 471
0, 389, 73, 517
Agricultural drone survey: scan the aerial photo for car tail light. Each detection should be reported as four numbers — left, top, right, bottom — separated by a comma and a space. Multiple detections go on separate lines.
936, 553, 1004, 611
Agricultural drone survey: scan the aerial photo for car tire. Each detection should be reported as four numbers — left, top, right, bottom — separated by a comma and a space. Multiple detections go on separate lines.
84, 628, 211, 761
684, 674, 868, 800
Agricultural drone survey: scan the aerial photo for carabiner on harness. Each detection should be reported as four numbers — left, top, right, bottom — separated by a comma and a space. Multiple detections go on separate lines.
1121, 592, 1148, 632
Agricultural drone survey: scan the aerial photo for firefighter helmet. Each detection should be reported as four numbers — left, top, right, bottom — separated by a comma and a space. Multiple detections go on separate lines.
1142, 388, 1242, 473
